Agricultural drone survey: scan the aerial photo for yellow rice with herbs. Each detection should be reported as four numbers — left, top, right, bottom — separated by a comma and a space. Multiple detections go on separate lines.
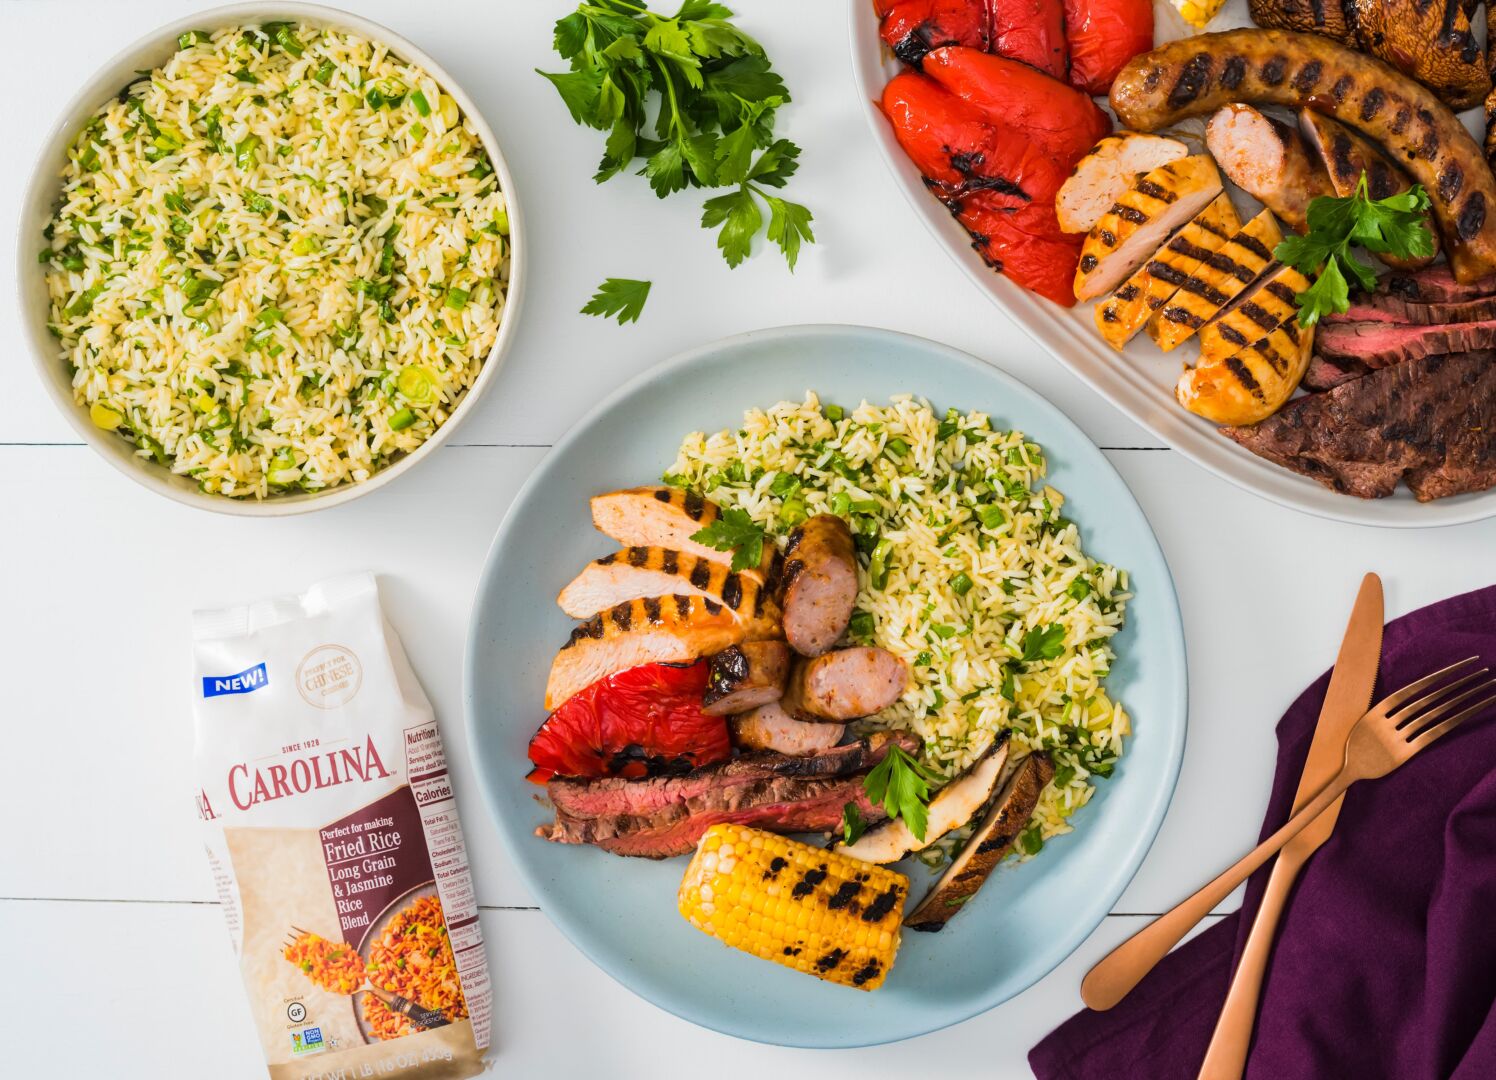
40, 22, 509, 498
667, 394, 1131, 861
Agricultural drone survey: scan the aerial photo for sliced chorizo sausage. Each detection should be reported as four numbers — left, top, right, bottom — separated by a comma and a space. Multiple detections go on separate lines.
781, 647, 910, 722
777, 514, 858, 657
1109, 29, 1496, 283
701, 641, 789, 716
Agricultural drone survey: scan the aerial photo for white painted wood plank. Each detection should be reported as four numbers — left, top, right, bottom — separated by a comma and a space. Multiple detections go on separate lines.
1, 0, 1161, 451
0, 898, 1226, 1079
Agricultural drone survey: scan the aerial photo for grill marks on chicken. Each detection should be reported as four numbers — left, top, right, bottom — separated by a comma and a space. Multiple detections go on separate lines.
1148, 208, 1282, 351
589, 486, 775, 581
557, 546, 776, 624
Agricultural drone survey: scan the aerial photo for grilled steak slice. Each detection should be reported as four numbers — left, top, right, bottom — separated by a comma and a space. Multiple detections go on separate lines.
1316, 320, 1496, 369
542, 734, 918, 858
1302, 354, 1371, 391
1221, 350, 1496, 500
1380, 266, 1496, 304
1324, 295, 1496, 326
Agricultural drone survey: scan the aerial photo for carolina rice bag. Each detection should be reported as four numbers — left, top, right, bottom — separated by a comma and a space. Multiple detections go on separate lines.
192, 572, 490, 1079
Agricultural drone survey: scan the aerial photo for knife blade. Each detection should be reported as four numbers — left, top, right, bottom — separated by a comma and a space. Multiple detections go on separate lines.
1197, 572, 1384, 1080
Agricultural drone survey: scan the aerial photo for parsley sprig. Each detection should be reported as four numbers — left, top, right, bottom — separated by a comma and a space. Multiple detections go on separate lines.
689, 506, 766, 572
538, 0, 815, 269
864, 744, 942, 842
1274, 173, 1434, 327
581, 277, 652, 323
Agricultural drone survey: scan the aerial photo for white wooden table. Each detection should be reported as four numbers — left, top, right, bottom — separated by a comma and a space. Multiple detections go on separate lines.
3, 2, 1493, 1076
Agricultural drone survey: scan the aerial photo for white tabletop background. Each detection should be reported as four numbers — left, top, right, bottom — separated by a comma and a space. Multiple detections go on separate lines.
3, 1, 1492, 1076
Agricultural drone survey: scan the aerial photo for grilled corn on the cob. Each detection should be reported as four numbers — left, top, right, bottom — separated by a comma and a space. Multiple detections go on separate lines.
1172, 0, 1227, 29
678, 824, 908, 991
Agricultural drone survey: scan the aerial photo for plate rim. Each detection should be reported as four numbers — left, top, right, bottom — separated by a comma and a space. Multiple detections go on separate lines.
462, 323, 1189, 1047
844, 0, 1496, 530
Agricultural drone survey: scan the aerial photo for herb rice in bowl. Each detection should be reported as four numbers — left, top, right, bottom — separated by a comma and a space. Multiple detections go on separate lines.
19, 4, 522, 513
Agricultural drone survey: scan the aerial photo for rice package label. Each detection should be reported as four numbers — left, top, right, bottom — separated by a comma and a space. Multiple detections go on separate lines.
192, 572, 489, 1079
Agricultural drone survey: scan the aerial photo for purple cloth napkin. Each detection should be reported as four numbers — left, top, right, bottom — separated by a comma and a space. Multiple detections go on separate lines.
1030, 584, 1496, 1080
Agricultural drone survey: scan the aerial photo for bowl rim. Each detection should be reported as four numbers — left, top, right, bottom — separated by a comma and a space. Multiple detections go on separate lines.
461, 322, 1190, 1046
15, 1, 525, 517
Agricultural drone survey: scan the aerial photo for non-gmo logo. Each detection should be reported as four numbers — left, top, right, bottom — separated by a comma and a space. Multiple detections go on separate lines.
202, 662, 269, 698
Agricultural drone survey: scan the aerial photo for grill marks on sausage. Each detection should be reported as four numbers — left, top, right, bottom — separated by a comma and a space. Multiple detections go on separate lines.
1292, 60, 1322, 93
1439, 164, 1464, 204
1457, 194, 1487, 241
1329, 74, 1354, 104
1259, 55, 1288, 85
1168, 53, 1214, 109
1360, 87, 1386, 122
1221, 55, 1247, 90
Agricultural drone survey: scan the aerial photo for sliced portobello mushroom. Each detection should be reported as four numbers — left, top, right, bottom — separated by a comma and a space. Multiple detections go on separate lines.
832, 733, 1011, 865
904, 751, 1055, 932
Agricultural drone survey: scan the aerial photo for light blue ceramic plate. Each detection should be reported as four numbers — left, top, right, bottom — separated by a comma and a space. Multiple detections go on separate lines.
464, 325, 1187, 1047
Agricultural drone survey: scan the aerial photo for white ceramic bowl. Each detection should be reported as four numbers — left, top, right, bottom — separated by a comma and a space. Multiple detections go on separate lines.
16, 2, 525, 516
847, 0, 1496, 528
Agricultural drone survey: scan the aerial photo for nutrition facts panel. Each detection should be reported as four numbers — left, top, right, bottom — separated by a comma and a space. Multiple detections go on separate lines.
406, 721, 491, 1051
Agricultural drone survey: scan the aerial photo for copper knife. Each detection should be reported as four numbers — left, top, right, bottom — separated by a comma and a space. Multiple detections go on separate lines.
1196, 572, 1384, 1080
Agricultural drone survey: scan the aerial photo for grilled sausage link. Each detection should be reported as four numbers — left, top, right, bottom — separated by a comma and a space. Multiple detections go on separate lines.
701, 641, 790, 715
781, 647, 910, 722
777, 514, 858, 657
1109, 29, 1496, 283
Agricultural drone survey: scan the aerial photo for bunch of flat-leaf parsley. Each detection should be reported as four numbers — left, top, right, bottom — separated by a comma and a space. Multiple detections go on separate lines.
538, 0, 815, 277
1275, 173, 1434, 327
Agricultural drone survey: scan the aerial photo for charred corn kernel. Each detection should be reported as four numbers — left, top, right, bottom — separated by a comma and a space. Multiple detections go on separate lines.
678, 824, 908, 991
1172, 0, 1226, 27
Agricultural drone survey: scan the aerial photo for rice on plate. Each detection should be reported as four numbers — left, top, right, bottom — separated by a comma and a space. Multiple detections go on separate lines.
667, 393, 1131, 863
38, 21, 510, 499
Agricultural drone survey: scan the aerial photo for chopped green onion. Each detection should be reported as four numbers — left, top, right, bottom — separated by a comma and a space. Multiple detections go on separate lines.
769, 472, 801, 498
868, 539, 893, 590
234, 136, 260, 169
445, 287, 470, 311
388, 407, 417, 431
268, 22, 303, 57
291, 235, 320, 255
1017, 827, 1043, 856
178, 30, 212, 49
915, 651, 932, 666
312, 59, 335, 85
779, 496, 808, 527
395, 366, 437, 404
829, 492, 851, 517
977, 504, 1006, 530
232, 67, 258, 84
492, 209, 509, 235
885, 437, 910, 459
930, 624, 957, 640
849, 610, 874, 641
410, 89, 431, 116
949, 571, 974, 596
1067, 578, 1092, 601
823, 403, 844, 422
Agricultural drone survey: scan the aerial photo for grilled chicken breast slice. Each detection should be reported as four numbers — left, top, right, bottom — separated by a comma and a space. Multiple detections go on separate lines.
1056, 133, 1188, 235
1198, 263, 1311, 367
1095, 192, 1242, 351
833, 736, 1010, 864
904, 751, 1054, 931
1179, 315, 1315, 426
557, 546, 778, 626
1148, 209, 1283, 352
590, 487, 776, 580
1205, 105, 1333, 234
545, 594, 777, 710
729, 701, 845, 756
1074, 154, 1223, 302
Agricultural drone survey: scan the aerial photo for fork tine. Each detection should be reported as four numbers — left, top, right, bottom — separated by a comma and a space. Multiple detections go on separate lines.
1401, 679, 1496, 738
1408, 692, 1496, 752
1392, 668, 1491, 728
1379, 657, 1483, 715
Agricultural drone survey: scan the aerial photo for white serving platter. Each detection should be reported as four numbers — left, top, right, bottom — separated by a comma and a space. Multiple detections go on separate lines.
847, 0, 1496, 528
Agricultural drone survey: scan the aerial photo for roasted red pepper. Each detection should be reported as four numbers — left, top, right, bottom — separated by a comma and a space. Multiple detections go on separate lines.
874, 0, 989, 68
880, 68, 1084, 307
1063, 0, 1154, 96
987, 0, 1068, 80
526, 661, 730, 784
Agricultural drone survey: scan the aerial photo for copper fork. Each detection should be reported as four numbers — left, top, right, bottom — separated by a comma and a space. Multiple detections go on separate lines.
1082, 657, 1496, 1012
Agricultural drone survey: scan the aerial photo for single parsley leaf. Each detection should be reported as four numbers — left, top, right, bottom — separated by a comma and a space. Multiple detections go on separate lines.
553, 12, 588, 59
690, 506, 765, 571
863, 745, 939, 841
702, 187, 761, 267
841, 802, 867, 846
1020, 624, 1067, 663
536, 68, 604, 128
747, 138, 801, 188
580, 278, 651, 324
1293, 257, 1349, 328
642, 142, 688, 197
714, 123, 758, 185
763, 194, 814, 272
